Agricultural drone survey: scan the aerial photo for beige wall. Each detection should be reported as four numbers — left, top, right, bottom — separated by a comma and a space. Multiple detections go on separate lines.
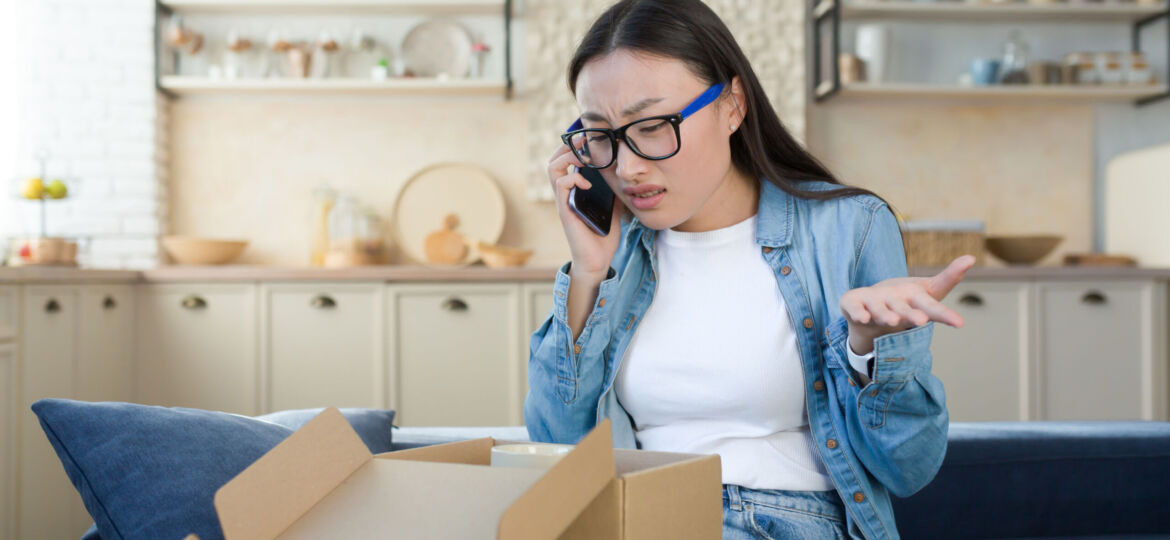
806, 101, 1094, 266
169, 98, 576, 267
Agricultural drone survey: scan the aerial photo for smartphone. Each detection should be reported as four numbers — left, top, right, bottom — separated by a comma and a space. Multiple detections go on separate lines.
565, 118, 616, 236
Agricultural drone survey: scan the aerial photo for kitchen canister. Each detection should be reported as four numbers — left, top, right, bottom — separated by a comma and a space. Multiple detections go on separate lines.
855, 24, 890, 84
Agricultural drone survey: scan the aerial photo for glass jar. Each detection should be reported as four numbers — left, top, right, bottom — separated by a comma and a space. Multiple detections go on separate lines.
1126, 52, 1153, 85
358, 208, 386, 265
999, 30, 1031, 84
1097, 52, 1125, 85
309, 186, 336, 267
325, 194, 361, 267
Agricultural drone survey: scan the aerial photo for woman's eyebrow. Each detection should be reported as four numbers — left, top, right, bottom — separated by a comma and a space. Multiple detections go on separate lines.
581, 97, 666, 123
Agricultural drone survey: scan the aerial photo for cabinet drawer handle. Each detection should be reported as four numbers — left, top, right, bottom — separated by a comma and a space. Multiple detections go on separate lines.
1082, 291, 1107, 305
45, 299, 61, 314
958, 293, 984, 307
181, 295, 207, 310
309, 295, 337, 309
102, 296, 117, 310
441, 297, 468, 312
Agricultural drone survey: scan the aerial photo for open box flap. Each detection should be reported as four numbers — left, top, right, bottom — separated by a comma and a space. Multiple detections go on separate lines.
497, 419, 617, 540
213, 408, 371, 539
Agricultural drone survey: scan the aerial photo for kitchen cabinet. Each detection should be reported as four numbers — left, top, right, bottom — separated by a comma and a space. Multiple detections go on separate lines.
260, 282, 385, 413
1036, 281, 1168, 421
78, 285, 136, 402
0, 286, 15, 341
930, 281, 1033, 421
387, 283, 522, 427
135, 284, 259, 415
18, 286, 90, 539
520, 282, 556, 420
1, 342, 16, 540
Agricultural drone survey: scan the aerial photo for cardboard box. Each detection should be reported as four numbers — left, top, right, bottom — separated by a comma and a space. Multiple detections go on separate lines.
193, 408, 722, 539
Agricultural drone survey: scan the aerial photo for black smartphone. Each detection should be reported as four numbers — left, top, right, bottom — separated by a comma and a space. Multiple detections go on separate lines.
565, 118, 616, 236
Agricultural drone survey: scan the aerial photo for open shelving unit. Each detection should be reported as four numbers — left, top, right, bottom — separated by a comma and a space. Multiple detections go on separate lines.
810, 0, 1170, 106
153, 0, 515, 99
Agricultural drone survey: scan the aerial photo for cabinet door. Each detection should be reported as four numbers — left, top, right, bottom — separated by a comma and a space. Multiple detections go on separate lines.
387, 283, 521, 426
1, 343, 16, 540
136, 284, 258, 415
19, 286, 89, 538
1037, 281, 1167, 421
0, 285, 15, 342
78, 285, 136, 402
520, 282, 555, 421
261, 283, 384, 413
930, 281, 1032, 421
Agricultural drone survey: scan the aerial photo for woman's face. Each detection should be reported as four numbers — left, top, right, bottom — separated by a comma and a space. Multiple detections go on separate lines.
574, 49, 746, 231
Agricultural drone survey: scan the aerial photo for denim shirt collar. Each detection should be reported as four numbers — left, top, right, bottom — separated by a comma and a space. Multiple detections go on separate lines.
625, 176, 794, 255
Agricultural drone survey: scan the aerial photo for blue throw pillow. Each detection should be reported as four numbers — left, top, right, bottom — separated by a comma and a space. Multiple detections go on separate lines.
256, 407, 395, 454
33, 400, 395, 540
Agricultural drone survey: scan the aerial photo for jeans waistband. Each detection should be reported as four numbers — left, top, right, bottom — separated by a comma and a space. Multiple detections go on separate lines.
722, 484, 845, 521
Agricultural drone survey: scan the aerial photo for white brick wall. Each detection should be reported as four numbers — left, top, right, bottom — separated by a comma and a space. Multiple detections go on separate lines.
4, 0, 167, 269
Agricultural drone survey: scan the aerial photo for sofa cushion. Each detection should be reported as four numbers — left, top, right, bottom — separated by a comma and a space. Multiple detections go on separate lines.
892, 421, 1170, 539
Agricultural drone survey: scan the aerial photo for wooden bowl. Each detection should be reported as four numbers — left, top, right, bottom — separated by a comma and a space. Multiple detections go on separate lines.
162, 236, 248, 265
985, 235, 1063, 265
475, 241, 533, 268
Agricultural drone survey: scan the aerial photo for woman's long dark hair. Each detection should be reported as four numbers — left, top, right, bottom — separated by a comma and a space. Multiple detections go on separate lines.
568, 0, 885, 205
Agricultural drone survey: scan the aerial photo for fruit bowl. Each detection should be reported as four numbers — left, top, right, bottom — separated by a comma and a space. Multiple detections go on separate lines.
985, 235, 1063, 265
162, 236, 248, 265
475, 241, 534, 268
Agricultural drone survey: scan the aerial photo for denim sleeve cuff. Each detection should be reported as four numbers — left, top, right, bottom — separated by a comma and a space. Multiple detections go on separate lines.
870, 322, 935, 381
553, 261, 618, 333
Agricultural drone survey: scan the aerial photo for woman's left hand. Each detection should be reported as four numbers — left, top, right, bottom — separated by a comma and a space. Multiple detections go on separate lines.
840, 255, 977, 355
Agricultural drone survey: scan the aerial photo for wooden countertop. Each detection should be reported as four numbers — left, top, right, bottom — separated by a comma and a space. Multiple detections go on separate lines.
4, 263, 1170, 283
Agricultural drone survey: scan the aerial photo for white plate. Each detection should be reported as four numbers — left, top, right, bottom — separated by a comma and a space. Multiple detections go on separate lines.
400, 19, 473, 78
392, 163, 506, 266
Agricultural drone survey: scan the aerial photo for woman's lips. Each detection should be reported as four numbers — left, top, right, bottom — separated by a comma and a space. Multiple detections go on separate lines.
629, 189, 666, 210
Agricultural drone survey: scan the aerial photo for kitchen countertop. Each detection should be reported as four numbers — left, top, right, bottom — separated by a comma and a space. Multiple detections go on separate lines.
4, 264, 1170, 283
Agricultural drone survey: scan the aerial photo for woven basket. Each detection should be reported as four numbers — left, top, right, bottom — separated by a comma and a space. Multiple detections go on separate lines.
900, 221, 985, 267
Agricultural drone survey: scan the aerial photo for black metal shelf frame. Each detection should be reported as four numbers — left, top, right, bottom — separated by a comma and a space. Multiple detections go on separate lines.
152, 0, 515, 100
810, 2, 1170, 107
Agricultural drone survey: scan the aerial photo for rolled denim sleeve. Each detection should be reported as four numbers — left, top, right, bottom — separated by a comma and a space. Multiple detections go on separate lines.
824, 204, 949, 498
524, 261, 620, 445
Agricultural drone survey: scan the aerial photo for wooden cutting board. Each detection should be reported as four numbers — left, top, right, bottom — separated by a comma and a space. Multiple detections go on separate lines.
1104, 142, 1170, 267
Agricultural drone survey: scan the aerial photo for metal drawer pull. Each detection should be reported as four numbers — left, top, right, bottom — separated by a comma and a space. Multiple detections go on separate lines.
310, 295, 337, 309
441, 297, 468, 312
45, 299, 61, 313
181, 295, 207, 310
103, 296, 117, 310
958, 293, 984, 307
1082, 291, 1107, 305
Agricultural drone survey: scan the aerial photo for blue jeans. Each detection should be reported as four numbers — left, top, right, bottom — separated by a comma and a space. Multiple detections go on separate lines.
722, 484, 850, 539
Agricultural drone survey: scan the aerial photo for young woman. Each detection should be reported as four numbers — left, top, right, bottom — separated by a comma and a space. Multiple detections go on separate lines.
524, 1, 975, 538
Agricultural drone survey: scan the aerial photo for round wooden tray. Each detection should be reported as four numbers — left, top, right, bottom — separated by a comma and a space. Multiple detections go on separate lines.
391, 163, 506, 266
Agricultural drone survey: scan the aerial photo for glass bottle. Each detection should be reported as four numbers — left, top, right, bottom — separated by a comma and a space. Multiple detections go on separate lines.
326, 194, 361, 268
999, 30, 1030, 84
309, 186, 336, 267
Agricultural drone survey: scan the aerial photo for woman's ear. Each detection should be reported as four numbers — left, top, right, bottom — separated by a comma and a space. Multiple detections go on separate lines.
727, 75, 746, 133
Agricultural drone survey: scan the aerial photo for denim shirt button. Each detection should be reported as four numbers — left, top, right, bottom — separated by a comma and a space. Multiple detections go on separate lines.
826, 439, 838, 449
802, 318, 814, 329
762, 246, 773, 253
813, 380, 825, 391
573, 344, 582, 355
598, 298, 606, 307
853, 492, 866, 503
780, 265, 791, 275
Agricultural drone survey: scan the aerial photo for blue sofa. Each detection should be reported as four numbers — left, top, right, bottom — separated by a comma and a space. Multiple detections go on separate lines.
390, 421, 1170, 539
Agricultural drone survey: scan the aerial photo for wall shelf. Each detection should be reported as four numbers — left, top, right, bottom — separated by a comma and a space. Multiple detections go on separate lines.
836, 1, 1168, 23
810, 0, 1170, 106
159, 76, 508, 96
158, 0, 506, 15
825, 82, 1170, 102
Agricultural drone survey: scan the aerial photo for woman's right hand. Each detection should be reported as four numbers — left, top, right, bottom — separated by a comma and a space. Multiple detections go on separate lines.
547, 142, 626, 279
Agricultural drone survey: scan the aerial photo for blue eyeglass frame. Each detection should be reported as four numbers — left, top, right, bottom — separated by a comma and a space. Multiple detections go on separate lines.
562, 82, 727, 169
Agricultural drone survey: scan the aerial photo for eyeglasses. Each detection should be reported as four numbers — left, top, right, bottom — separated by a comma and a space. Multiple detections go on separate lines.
562, 82, 727, 169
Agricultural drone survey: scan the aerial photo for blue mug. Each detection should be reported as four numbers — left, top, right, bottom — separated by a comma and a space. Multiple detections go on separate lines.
971, 59, 1001, 86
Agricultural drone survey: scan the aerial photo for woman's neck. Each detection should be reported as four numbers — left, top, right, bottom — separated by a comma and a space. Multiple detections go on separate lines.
671, 166, 760, 233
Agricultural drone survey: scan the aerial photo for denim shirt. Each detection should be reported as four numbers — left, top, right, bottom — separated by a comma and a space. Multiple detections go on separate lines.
524, 178, 948, 540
